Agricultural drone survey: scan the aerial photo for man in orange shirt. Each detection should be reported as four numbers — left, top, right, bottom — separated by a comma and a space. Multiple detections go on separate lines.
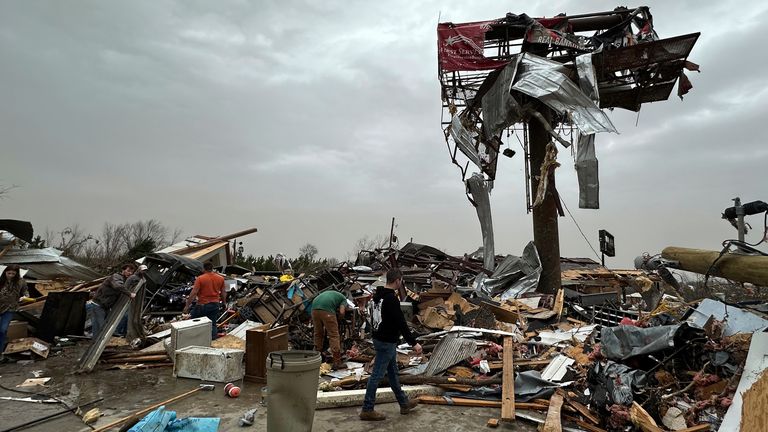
183, 262, 226, 340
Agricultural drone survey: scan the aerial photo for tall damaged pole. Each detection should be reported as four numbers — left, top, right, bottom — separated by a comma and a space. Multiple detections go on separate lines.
524, 37, 561, 295
528, 106, 561, 294
438, 8, 701, 297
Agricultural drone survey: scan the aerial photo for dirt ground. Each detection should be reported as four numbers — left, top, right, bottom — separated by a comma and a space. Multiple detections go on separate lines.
0, 343, 537, 432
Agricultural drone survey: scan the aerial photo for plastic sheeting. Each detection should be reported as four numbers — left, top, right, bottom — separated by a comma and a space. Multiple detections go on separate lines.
601, 324, 679, 360
466, 173, 495, 271
575, 133, 599, 209
474, 241, 541, 299
129, 406, 220, 432
511, 53, 617, 136
588, 360, 647, 407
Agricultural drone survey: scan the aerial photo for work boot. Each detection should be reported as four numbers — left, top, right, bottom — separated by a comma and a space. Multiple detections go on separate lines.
359, 410, 386, 421
400, 399, 419, 414
331, 352, 346, 370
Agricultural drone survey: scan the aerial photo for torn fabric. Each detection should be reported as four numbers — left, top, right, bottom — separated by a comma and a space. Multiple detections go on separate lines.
511, 53, 618, 135
466, 173, 495, 271
575, 133, 599, 209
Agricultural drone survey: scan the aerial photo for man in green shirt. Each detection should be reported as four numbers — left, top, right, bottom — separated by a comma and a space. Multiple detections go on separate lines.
311, 290, 347, 370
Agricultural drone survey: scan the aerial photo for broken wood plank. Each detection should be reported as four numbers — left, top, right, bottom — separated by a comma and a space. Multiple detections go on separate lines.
629, 401, 663, 432
501, 337, 515, 422
486, 418, 499, 428
566, 398, 599, 425
562, 416, 608, 432
553, 288, 564, 319
541, 390, 564, 432
417, 396, 548, 411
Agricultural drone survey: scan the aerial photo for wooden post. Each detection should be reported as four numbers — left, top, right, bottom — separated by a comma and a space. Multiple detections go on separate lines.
501, 337, 515, 422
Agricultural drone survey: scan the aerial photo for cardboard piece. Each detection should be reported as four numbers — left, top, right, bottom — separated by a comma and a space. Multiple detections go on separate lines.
3, 337, 50, 358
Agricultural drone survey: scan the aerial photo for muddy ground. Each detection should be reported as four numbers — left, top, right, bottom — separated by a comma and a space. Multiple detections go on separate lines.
0, 343, 537, 431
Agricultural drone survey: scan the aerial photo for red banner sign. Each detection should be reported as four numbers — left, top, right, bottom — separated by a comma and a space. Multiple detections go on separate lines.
437, 20, 509, 72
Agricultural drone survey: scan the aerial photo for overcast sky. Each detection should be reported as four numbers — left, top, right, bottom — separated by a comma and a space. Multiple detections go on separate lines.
2, 1, 767, 267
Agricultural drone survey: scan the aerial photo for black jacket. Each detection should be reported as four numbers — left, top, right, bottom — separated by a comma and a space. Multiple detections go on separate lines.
93, 273, 130, 310
371, 287, 416, 345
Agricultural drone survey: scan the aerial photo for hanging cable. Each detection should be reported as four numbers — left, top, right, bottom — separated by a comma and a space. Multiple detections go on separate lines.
559, 196, 602, 262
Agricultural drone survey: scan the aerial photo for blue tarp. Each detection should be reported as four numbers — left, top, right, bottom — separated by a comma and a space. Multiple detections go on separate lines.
129, 406, 220, 432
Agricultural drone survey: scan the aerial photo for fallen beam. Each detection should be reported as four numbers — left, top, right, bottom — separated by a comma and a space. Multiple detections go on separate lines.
661, 246, 768, 286
417, 396, 548, 411
315, 386, 442, 409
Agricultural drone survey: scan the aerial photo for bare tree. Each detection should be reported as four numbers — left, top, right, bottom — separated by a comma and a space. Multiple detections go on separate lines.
299, 243, 319, 261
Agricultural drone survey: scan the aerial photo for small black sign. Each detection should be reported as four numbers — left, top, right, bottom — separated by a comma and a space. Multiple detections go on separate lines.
599, 230, 615, 257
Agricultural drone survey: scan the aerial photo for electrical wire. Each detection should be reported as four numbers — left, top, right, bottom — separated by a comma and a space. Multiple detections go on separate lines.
559, 196, 603, 262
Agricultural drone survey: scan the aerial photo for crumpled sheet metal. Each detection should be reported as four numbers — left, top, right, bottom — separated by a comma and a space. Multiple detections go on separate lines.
686, 298, 768, 337
511, 53, 618, 136
537, 324, 599, 346
600, 324, 679, 360
481, 56, 524, 140
515, 370, 572, 402
466, 173, 495, 272
423, 336, 478, 376
575, 53, 599, 103
475, 241, 541, 300
450, 115, 483, 169
575, 133, 599, 209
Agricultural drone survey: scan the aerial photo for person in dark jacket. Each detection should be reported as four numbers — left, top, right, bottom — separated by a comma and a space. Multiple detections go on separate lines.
90, 263, 136, 338
360, 268, 423, 421
0, 264, 28, 360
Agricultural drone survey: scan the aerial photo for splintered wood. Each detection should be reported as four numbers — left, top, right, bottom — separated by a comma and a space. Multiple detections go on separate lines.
741, 369, 768, 432
501, 337, 515, 422
542, 390, 564, 432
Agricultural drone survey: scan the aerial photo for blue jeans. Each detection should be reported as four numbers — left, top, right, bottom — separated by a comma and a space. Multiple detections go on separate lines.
192, 302, 220, 340
0, 311, 14, 352
362, 339, 408, 411
88, 302, 108, 339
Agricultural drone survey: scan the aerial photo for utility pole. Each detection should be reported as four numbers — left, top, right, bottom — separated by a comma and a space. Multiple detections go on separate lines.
524, 39, 561, 295
527, 106, 562, 294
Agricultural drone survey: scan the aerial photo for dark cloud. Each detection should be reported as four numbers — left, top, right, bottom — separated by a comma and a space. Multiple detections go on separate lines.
2, 1, 766, 266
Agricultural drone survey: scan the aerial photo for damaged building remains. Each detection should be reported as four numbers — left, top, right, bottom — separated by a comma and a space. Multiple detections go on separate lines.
1, 4, 767, 432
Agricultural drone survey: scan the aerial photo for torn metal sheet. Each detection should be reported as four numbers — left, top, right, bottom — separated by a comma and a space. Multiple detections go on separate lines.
575, 53, 599, 103
481, 56, 524, 140
536, 324, 598, 346
417, 326, 524, 342
687, 298, 768, 336
515, 370, 572, 402
450, 115, 483, 169
423, 336, 478, 376
575, 133, 599, 209
511, 53, 617, 135
475, 241, 541, 299
540, 354, 575, 382
466, 173, 495, 271
600, 324, 679, 360
719, 332, 768, 431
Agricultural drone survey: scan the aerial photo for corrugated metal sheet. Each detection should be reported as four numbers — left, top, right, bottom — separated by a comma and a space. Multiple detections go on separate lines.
0, 248, 100, 281
424, 336, 477, 376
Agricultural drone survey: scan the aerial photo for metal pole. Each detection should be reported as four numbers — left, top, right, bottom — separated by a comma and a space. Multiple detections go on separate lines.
388, 217, 395, 249
733, 197, 745, 242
